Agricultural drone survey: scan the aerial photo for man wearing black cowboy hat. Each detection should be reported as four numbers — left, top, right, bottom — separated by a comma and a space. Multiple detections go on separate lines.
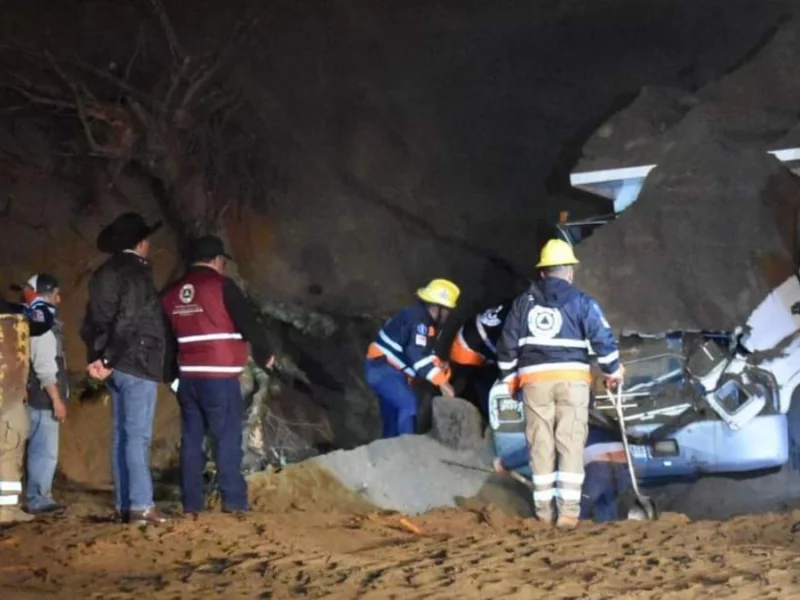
80, 212, 170, 526
162, 234, 274, 516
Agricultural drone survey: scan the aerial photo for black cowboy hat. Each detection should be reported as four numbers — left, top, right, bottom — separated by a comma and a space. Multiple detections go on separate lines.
96, 212, 163, 254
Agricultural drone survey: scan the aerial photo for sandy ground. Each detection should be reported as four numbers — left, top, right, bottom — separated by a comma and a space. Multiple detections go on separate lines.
2, 465, 800, 600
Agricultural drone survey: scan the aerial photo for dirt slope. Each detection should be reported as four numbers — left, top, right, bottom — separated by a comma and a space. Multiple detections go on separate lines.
0, 496, 798, 599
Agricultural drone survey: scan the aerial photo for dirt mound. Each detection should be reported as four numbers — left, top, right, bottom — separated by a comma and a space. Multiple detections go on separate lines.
577, 142, 800, 333
58, 389, 182, 490
246, 462, 376, 514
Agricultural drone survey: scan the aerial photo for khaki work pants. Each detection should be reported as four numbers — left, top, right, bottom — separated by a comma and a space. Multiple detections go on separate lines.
0, 400, 30, 510
522, 381, 590, 520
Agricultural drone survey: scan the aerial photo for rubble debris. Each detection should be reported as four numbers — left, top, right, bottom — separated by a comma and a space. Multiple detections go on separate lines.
576, 142, 800, 334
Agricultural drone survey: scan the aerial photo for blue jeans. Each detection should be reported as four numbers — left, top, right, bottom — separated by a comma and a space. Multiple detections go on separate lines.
364, 360, 418, 438
26, 406, 60, 510
580, 461, 632, 522
177, 377, 247, 512
107, 370, 158, 512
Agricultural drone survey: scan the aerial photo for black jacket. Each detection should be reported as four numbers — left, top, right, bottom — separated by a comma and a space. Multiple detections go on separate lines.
80, 252, 169, 382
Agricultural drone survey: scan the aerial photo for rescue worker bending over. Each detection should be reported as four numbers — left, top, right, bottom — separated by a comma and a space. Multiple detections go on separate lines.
496, 239, 623, 528
449, 300, 512, 421
365, 279, 460, 438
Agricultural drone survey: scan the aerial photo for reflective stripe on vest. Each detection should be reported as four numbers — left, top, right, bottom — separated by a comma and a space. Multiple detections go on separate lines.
450, 330, 487, 366
179, 365, 245, 374
518, 337, 589, 349
178, 333, 244, 343
475, 317, 497, 355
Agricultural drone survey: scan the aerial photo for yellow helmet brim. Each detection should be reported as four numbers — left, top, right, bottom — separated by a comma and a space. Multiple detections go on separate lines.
417, 288, 457, 309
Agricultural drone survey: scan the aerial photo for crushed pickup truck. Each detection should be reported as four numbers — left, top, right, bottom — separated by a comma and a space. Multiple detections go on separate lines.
491, 144, 800, 483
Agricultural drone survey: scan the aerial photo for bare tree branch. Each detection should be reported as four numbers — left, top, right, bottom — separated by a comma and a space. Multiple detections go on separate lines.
5, 84, 75, 110
163, 55, 190, 112
44, 51, 107, 154
124, 25, 145, 83
180, 59, 223, 110
69, 55, 158, 107
144, 0, 184, 65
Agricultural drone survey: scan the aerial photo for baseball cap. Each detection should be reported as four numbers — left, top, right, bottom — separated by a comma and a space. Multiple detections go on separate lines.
26, 273, 60, 294
189, 235, 233, 263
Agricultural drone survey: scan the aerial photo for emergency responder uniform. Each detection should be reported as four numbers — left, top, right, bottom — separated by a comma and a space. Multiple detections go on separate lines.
494, 425, 632, 523
162, 235, 273, 514
365, 279, 460, 438
497, 239, 622, 527
449, 301, 512, 420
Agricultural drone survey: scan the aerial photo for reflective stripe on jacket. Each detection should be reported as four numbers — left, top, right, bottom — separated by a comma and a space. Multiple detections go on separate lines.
496, 278, 620, 390
449, 301, 512, 367
365, 302, 450, 386
162, 269, 249, 377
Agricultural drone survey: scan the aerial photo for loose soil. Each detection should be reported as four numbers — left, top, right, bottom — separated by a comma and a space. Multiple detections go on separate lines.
1, 468, 799, 599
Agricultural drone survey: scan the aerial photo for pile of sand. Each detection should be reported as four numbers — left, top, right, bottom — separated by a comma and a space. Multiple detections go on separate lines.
246, 462, 376, 514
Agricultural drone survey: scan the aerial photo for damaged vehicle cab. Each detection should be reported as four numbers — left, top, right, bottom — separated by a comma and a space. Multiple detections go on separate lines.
490, 149, 800, 483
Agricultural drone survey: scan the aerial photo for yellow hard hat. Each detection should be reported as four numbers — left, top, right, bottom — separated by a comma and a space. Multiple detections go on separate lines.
536, 239, 580, 268
416, 278, 460, 309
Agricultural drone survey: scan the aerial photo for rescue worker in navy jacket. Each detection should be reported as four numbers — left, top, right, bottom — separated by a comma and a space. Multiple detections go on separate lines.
162, 235, 274, 516
365, 279, 460, 438
449, 300, 512, 421
497, 239, 623, 528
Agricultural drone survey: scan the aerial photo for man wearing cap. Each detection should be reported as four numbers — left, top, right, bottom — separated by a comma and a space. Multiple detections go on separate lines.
161, 235, 275, 515
364, 279, 460, 438
496, 239, 623, 529
80, 212, 170, 526
24, 274, 69, 514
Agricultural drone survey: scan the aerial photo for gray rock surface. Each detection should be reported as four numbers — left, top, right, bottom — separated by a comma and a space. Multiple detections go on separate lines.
429, 396, 486, 451
314, 433, 497, 515
576, 142, 800, 334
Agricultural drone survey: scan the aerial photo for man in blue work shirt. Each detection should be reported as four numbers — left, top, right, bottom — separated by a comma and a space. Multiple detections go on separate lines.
365, 279, 460, 438
493, 425, 632, 523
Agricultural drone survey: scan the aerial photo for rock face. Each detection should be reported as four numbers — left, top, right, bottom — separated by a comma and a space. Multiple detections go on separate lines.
573, 17, 800, 334
576, 142, 800, 334
429, 397, 486, 451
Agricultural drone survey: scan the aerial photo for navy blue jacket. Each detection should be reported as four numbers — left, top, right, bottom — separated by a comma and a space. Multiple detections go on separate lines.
497, 278, 620, 388
366, 301, 450, 386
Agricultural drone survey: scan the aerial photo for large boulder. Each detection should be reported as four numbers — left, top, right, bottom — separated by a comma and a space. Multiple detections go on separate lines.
573, 17, 800, 334
576, 142, 800, 334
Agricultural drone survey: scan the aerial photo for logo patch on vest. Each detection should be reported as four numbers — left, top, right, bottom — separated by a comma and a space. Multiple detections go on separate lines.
179, 283, 195, 304
31, 309, 45, 323
479, 305, 503, 327
416, 323, 428, 335
527, 306, 563, 338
